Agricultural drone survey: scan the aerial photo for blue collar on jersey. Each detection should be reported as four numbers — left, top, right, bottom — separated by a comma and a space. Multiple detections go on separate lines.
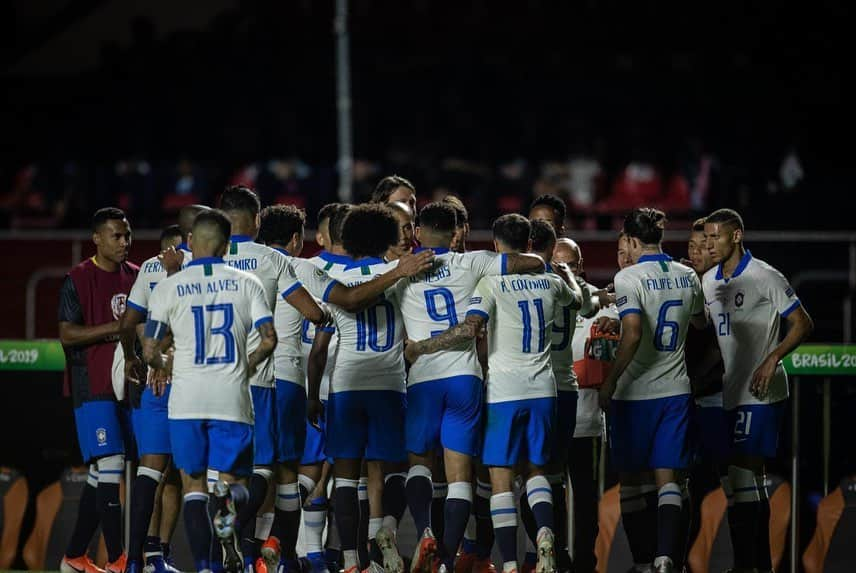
715, 249, 752, 281
637, 253, 672, 264
187, 256, 225, 267
545, 262, 554, 273
230, 234, 254, 243
271, 247, 290, 256
177, 242, 189, 252
345, 256, 385, 270
414, 246, 450, 255
318, 250, 354, 265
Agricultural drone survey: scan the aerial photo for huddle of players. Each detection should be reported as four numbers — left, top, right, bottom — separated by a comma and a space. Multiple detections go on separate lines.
59, 175, 813, 573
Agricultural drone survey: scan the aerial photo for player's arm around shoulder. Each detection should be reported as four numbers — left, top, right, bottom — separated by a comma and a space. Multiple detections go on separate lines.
404, 275, 491, 364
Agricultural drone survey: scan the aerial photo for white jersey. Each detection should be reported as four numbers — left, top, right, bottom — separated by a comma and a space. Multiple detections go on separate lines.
271, 249, 340, 386
117, 246, 193, 400
327, 256, 405, 394
126, 246, 193, 315
399, 248, 507, 386
301, 251, 351, 400
613, 254, 704, 401
702, 251, 800, 409
147, 257, 272, 423
223, 236, 300, 389
467, 272, 579, 404
570, 284, 616, 438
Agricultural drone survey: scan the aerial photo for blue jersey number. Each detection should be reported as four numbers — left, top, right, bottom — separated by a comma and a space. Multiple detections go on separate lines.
190, 303, 236, 365
356, 299, 395, 352
301, 318, 314, 344
653, 300, 683, 351
717, 312, 731, 336
551, 306, 571, 351
425, 287, 458, 337
518, 298, 547, 353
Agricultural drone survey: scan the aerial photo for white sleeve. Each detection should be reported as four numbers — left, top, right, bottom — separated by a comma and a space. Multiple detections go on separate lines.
249, 277, 274, 328
466, 277, 496, 321
293, 259, 340, 303
127, 272, 152, 314
277, 256, 303, 300
613, 271, 641, 319
763, 266, 802, 317
554, 276, 582, 309
147, 282, 170, 325
465, 250, 505, 278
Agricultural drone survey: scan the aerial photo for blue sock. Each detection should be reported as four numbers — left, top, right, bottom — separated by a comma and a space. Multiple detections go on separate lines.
406, 466, 433, 534
183, 492, 212, 572
442, 482, 472, 568
526, 476, 554, 531
130, 470, 162, 563
490, 492, 518, 568
383, 473, 408, 525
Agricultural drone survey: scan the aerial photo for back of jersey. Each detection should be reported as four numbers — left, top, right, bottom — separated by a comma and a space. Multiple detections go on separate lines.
399, 249, 505, 385
224, 238, 295, 387
327, 257, 405, 394
272, 254, 339, 387
300, 252, 351, 400
148, 259, 271, 424
468, 272, 574, 404
613, 254, 704, 400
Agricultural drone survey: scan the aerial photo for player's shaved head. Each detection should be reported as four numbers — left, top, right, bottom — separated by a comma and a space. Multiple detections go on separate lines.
178, 204, 211, 234
329, 204, 353, 246
190, 209, 232, 257
553, 238, 581, 264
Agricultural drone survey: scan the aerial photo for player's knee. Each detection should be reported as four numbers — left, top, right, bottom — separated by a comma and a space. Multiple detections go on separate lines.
97, 454, 124, 484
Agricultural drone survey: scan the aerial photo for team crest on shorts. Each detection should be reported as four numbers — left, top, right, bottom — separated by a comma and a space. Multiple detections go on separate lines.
735, 291, 744, 308
96, 427, 108, 446
111, 293, 128, 320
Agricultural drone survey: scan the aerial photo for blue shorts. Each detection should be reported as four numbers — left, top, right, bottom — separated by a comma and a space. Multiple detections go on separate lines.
692, 404, 730, 464
406, 376, 483, 456
169, 419, 253, 476
275, 379, 307, 463
301, 400, 328, 466
131, 386, 172, 456
482, 397, 556, 467
326, 390, 407, 462
728, 402, 786, 459
550, 390, 579, 463
609, 395, 692, 472
74, 400, 131, 464
251, 386, 277, 466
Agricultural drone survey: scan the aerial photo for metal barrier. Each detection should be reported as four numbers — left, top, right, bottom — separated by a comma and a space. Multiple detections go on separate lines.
782, 343, 856, 573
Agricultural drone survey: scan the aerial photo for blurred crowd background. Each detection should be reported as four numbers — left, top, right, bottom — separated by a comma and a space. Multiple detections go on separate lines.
0, 1, 845, 230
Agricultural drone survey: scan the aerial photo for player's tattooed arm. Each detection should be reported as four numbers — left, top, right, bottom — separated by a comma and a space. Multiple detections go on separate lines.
307, 329, 333, 428
598, 312, 643, 410
504, 253, 546, 274
248, 321, 278, 376
405, 314, 485, 363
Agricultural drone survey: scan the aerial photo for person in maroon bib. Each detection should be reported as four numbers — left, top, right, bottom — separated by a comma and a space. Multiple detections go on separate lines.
58, 207, 139, 573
